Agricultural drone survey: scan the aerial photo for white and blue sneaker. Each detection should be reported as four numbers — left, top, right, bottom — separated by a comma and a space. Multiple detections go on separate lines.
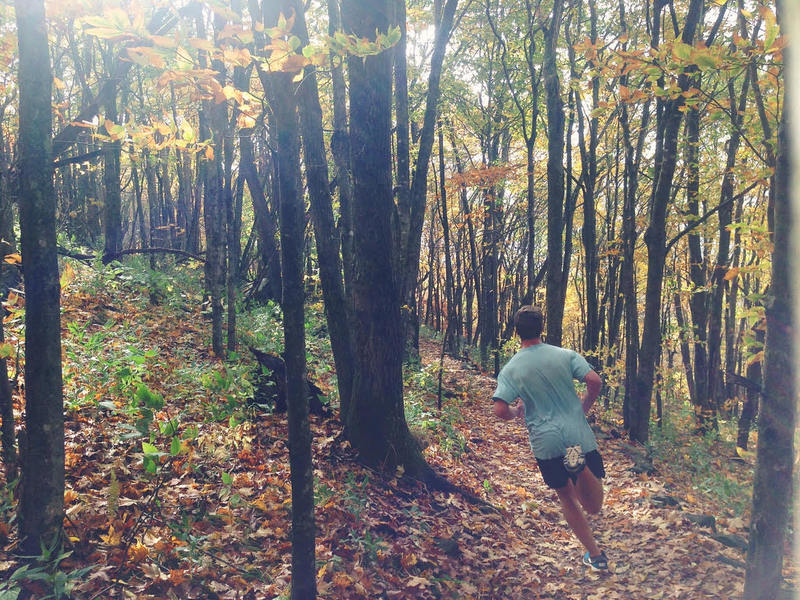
582, 551, 608, 571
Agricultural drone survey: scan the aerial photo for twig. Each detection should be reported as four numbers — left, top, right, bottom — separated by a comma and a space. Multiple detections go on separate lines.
53, 150, 104, 169
142, 512, 258, 577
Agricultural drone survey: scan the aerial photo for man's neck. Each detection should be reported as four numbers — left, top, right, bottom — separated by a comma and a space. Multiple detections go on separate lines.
520, 337, 542, 348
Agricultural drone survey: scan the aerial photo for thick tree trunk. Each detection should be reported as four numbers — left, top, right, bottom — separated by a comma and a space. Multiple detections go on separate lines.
744, 42, 794, 597
542, 0, 565, 346
15, 0, 65, 556
341, 0, 436, 482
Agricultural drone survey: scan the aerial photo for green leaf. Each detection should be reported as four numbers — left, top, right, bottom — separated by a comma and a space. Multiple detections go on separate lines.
672, 41, 692, 62
764, 22, 779, 50
84, 27, 124, 40
0, 342, 13, 359
135, 384, 164, 410
693, 52, 719, 71
222, 472, 233, 486
170, 436, 182, 456
386, 25, 402, 46
142, 442, 159, 455
143, 455, 157, 474
159, 419, 178, 436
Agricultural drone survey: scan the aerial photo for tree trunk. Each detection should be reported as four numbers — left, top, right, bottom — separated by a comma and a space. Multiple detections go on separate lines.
399, 0, 459, 358
743, 38, 794, 596
263, 5, 316, 597
542, 0, 565, 346
617, 0, 649, 429
290, 0, 355, 423
341, 0, 437, 483
706, 76, 750, 419
437, 121, 456, 354
673, 290, 696, 404
631, 0, 703, 443
737, 326, 763, 450
684, 88, 712, 428
102, 86, 122, 264
15, 0, 65, 556
578, 0, 600, 360
240, 131, 281, 303
198, 12, 226, 356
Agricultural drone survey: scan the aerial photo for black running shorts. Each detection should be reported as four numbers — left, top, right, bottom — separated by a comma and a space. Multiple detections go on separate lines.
535, 449, 605, 490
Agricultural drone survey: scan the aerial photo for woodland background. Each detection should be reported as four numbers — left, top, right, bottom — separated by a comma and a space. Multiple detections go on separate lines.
0, 0, 796, 598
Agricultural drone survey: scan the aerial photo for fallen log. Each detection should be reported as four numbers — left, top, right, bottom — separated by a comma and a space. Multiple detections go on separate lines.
249, 347, 326, 415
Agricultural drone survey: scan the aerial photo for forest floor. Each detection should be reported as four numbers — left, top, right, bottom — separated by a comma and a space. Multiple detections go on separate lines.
0, 264, 796, 599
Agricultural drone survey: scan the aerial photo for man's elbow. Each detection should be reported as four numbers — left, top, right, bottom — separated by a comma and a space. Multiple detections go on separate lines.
585, 370, 603, 394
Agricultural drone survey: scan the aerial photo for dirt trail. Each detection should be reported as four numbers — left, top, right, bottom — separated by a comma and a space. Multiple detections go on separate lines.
418, 337, 748, 599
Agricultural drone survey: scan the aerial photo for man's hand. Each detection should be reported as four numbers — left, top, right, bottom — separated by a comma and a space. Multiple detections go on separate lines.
511, 402, 524, 420
582, 370, 602, 414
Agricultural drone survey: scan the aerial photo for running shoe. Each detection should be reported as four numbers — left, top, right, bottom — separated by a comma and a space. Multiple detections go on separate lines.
582, 551, 608, 572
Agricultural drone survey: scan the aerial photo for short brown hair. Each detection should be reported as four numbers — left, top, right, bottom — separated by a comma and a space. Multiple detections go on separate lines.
514, 305, 544, 339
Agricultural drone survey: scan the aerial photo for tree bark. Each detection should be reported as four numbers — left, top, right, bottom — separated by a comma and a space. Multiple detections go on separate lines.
744, 19, 794, 594
102, 81, 122, 264
197, 12, 226, 356
437, 121, 456, 353
15, 0, 65, 556
262, 5, 316, 597
705, 76, 750, 420
290, 0, 355, 423
399, 0, 459, 357
542, 0, 565, 346
341, 0, 437, 483
631, 0, 703, 443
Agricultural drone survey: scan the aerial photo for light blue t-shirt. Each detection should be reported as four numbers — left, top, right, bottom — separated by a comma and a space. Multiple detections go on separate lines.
492, 343, 597, 460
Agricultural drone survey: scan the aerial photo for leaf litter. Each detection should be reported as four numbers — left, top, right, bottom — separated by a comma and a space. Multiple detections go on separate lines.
0, 274, 795, 599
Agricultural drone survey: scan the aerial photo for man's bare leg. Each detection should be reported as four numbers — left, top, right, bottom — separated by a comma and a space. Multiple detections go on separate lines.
555, 481, 601, 557
575, 467, 603, 515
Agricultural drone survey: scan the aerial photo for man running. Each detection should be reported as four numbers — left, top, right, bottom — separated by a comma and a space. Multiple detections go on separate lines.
492, 305, 608, 571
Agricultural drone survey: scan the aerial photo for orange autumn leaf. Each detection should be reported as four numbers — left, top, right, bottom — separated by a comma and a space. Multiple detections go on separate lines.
127, 541, 149, 563
169, 569, 188, 585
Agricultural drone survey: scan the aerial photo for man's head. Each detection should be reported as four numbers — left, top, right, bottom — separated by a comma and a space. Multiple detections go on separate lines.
514, 305, 544, 340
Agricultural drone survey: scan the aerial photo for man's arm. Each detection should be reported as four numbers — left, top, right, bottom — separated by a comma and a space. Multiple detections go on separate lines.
493, 398, 524, 420
581, 370, 602, 414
